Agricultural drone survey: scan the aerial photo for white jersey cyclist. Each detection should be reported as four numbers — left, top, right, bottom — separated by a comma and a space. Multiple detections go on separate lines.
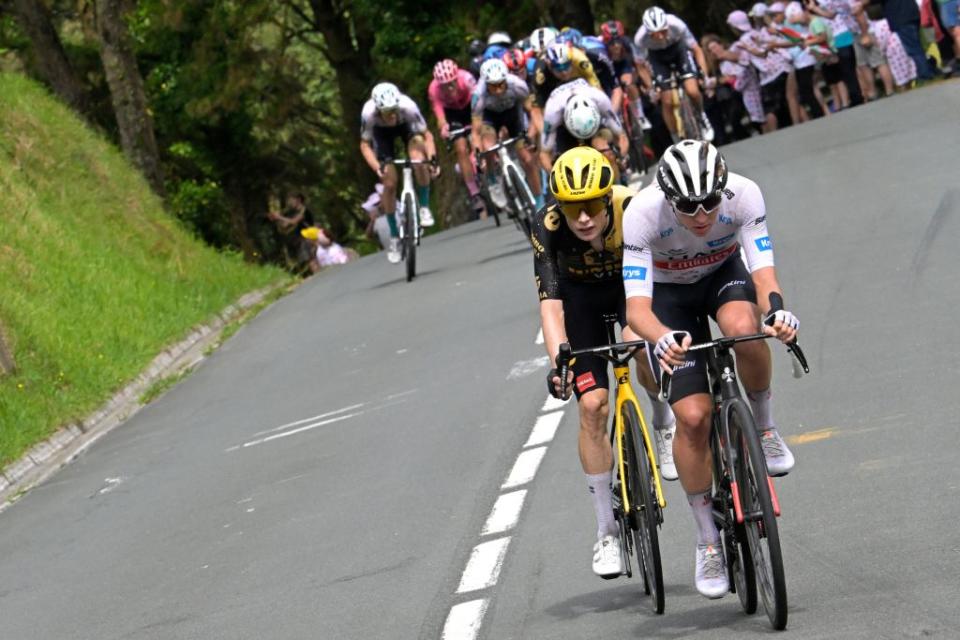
471, 72, 530, 114
621, 172, 774, 296
633, 14, 698, 61
359, 93, 428, 142
541, 79, 623, 153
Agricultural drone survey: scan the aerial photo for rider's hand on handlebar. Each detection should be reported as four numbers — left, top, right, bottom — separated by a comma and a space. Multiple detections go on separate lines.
440, 122, 450, 139
655, 331, 691, 374
547, 367, 574, 399
377, 162, 387, 179
762, 310, 799, 344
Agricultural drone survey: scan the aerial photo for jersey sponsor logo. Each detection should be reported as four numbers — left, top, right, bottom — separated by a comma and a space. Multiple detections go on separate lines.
717, 279, 746, 297
623, 242, 646, 253
723, 188, 735, 200
673, 359, 696, 372
653, 243, 738, 271
755, 236, 773, 251
706, 233, 735, 248
659, 227, 674, 238
576, 371, 597, 392
544, 209, 562, 231
750, 215, 766, 227
623, 266, 648, 280
719, 214, 734, 225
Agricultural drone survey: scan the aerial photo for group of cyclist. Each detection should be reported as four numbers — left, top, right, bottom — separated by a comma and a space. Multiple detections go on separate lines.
359, 7, 803, 606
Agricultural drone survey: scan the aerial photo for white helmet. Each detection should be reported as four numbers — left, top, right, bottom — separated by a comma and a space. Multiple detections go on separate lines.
487, 31, 512, 47
480, 58, 509, 84
642, 6, 669, 32
656, 139, 728, 204
530, 27, 559, 53
371, 82, 401, 111
545, 42, 572, 68
564, 95, 601, 140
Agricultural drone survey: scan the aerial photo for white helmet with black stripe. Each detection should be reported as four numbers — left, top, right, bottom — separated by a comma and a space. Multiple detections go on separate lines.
642, 6, 669, 32
656, 139, 728, 205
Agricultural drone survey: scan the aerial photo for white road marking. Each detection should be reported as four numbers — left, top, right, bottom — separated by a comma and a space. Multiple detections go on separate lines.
456, 537, 511, 593
481, 490, 527, 536
239, 413, 362, 449
97, 477, 124, 495
502, 447, 547, 489
252, 403, 365, 437
535, 328, 544, 344
506, 356, 550, 380
442, 599, 488, 640
525, 411, 564, 448
541, 395, 570, 412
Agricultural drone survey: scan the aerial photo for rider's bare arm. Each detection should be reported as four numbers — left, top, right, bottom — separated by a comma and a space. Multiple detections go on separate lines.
360, 140, 380, 173
750, 267, 784, 317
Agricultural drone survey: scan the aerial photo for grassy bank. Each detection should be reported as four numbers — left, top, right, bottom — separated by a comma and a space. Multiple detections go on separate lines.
0, 73, 288, 466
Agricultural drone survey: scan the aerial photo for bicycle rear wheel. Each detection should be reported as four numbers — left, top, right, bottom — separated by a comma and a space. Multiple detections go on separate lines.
625, 110, 648, 176
622, 400, 664, 614
712, 419, 757, 614
727, 400, 787, 630
403, 193, 417, 282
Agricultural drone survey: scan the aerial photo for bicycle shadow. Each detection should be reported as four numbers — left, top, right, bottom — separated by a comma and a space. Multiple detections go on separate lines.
368, 269, 440, 290
543, 582, 696, 621
477, 244, 531, 265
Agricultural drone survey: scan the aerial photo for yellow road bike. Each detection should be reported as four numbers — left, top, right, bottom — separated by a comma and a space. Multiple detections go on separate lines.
557, 314, 667, 614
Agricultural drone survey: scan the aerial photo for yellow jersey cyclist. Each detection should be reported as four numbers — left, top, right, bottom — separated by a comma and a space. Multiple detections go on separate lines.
622, 139, 799, 599
534, 147, 677, 579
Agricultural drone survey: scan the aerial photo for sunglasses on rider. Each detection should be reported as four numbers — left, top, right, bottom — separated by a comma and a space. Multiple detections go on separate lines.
673, 192, 723, 216
557, 197, 609, 219
551, 61, 572, 73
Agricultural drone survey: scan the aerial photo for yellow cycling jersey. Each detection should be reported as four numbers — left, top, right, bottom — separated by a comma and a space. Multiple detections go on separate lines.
533, 184, 635, 300
533, 48, 601, 107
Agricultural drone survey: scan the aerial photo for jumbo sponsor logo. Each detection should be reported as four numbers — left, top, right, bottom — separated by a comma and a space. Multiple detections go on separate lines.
654, 244, 737, 271
706, 233, 735, 248
623, 266, 648, 280
755, 236, 773, 251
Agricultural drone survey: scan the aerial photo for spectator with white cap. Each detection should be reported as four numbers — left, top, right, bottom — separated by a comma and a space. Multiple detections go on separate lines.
766, 2, 807, 124
739, 2, 793, 131
808, 0, 865, 108
724, 10, 768, 132
784, 1, 831, 118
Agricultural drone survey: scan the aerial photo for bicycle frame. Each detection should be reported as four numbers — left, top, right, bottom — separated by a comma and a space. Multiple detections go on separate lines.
389, 158, 428, 246
478, 136, 536, 220
662, 71, 699, 139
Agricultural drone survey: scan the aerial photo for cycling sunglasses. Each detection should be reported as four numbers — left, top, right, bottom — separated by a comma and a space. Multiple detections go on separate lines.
673, 192, 723, 216
557, 197, 609, 219
551, 61, 573, 73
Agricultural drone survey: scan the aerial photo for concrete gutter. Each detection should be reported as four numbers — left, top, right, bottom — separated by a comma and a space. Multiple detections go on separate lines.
0, 281, 294, 510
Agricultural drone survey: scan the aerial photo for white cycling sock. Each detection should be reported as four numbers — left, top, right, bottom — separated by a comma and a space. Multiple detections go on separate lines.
687, 490, 720, 545
646, 390, 675, 429
746, 387, 774, 429
587, 471, 618, 539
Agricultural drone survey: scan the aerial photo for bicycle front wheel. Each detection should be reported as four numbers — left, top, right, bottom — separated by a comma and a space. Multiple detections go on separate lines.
727, 400, 787, 630
622, 400, 664, 614
505, 164, 535, 243
403, 193, 417, 282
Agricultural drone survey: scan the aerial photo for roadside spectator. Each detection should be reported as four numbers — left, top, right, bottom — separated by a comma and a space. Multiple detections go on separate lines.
267, 192, 316, 271
784, 2, 828, 118
737, 4, 792, 132
767, 2, 807, 124
929, 0, 960, 71
810, 0, 865, 108
853, 7, 897, 99
702, 34, 755, 143
870, 0, 935, 79
361, 183, 392, 251
726, 10, 769, 133
300, 227, 351, 273
872, 14, 919, 87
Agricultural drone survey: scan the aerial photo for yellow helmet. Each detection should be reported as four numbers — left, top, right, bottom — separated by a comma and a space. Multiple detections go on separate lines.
548, 147, 614, 202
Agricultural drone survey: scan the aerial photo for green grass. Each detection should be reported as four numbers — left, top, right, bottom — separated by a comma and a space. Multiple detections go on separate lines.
0, 73, 289, 466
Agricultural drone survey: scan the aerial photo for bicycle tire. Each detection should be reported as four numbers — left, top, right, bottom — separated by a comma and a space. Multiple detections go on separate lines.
622, 400, 665, 614
712, 419, 757, 615
680, 95, 702, 142
403, 193, 417, 282
727, 400, 787, 630
505, 163, 536, 244
625, 110, 648, 176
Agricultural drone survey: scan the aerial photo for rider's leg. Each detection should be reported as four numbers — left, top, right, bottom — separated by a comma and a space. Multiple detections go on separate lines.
380, 165, 399, 238
671, 393, 719, 543
516, 143, 544, 208
623, 74, 646, 124
578, 388, 616, 535
660, 88, 677, 136
454, 137, 479, 198
683, 76, 703, 112
407, 135, 431, 209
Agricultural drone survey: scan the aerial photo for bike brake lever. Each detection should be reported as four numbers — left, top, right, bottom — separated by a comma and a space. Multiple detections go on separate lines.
557, 343, 572, 401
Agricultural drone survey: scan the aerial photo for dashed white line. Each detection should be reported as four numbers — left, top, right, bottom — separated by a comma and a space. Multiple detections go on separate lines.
481, 490, 527, 536
239, 413, 362, 449
457, 537, 512, 593
442, 599, 489, 640
501, 446, 548, 489
252, 403, 365, 437
541, 394, 570, 412
524, 411, 564, 448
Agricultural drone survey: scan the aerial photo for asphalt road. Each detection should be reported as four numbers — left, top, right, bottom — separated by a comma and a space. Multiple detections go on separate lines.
1, 81, 958, 640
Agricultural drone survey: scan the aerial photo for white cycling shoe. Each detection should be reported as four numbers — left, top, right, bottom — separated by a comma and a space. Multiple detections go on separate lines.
386, 238, 402, 264
695, 542, 729, 599
418, 206, 435, 227
700, 112, 715, 142
638, 114, 653, 131
592, 534, 624, 578
654, 421, 678, 481
761, 428, 795, 477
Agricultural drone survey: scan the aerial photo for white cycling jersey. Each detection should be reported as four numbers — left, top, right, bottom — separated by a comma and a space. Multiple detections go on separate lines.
541, 79, 623, 152
360, 94, 428, 142
633, 15, 698, 61
471, 74, 530, 114
622, 172, 775, 298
